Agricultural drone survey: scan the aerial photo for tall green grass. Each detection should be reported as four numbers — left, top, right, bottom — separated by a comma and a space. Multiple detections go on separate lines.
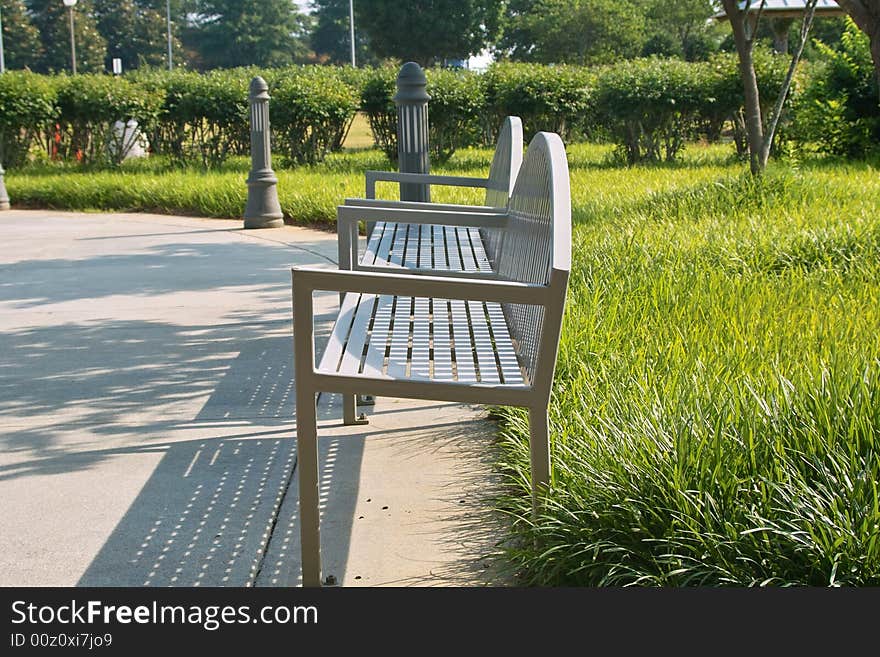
495, 150, 880, 586
7, 142, 880, 585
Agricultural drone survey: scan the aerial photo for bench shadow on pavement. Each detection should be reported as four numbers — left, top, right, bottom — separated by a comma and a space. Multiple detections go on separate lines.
75, 328, 368, 587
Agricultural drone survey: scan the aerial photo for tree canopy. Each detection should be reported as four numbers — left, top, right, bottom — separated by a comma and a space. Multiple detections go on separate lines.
495, 0, 721, 64
27, 0, 107, 73
92, 0, 184, 71
355, 0, 504, 66
185, 0, 312, 69
310, 0, 380, 66
0, 0, 41, 70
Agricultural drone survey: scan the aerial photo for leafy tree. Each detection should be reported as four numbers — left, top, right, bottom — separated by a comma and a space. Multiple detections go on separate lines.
0, 0, 42, 70
643, 0, 721, 60
496, 0, 646, 65
27, 0, 107, 73
793, 17, 879, 156
310, 0, 379, 65
356, 0, 503, 66
835, 0, 880, 100
186, 0, 312, 69
720, 0, 820, 174
92, 0, 185, 71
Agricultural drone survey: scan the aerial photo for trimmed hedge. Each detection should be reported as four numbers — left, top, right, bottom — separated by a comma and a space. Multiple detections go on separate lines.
2, 58, 808, 170
596, 58, 709, 163
0, 72, 57, 167
270, 67, 359, 165
596, 54, 792, 164
482, 63, 596, 142
54, 74, 163, 165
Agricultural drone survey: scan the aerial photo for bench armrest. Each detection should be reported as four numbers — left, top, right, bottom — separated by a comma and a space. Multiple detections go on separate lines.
344, 197, 504, 214
365, 171, 489, 199
292, 266, 548, 306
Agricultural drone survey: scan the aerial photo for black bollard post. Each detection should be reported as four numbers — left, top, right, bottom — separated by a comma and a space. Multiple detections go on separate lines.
393, 62, 431, 202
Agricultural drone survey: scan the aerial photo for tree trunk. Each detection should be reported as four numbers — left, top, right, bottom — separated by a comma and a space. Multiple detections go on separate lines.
760, 0, 819, 168
726, 4, 765, 175
872, 29, 880, 102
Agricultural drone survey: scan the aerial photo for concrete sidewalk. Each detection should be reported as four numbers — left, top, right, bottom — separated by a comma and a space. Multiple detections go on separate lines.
0, 211, 508, 587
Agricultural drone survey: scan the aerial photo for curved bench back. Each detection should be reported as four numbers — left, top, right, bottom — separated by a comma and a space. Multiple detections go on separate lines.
481, 116, 523, 264
496, 132, 571, 394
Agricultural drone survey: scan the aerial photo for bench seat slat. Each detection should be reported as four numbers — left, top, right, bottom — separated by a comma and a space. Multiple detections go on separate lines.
403, 224, 418, 269
467, 300, 501, 384
362, 294, 393, 377
456, 227, 478, 272
467, 227, 493, 272
370, 222, 395, 267
432, 224, 447, 271
339, 293, 377, 375
363, 222, 384, 266
445, 226, 463, 271
387, 295, 412, 379
419, 225, 432, 269
449, 299, 476, 383
432, 298, 454, 380
388, 223, 406, 266
485, 302, 526, 385
318, 292, 361, 372
411, 296, 431, 380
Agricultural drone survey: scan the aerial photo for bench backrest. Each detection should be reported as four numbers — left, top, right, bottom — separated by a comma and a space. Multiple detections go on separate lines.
496, 132, 571, 395
481, 116, 523, 264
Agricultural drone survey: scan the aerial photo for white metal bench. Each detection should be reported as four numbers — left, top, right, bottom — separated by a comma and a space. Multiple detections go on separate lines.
336, 116, 523, 275
335, 117, 523, 423
292, 132, 571, 587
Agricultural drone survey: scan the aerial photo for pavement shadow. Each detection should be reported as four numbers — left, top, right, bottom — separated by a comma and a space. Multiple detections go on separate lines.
0, 238, 332, 310
66, 337, 362, 587
0, 218, 371, 587
77, 434, 295, 586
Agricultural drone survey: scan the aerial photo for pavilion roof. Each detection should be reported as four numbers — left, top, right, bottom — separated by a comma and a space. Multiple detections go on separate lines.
714, 0, 844, 19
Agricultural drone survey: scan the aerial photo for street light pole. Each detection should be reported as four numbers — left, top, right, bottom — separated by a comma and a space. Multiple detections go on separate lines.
349, 0, 356, 67
63, 0, 78, 75
0, 7, 6, 74
166, 0, 173, 70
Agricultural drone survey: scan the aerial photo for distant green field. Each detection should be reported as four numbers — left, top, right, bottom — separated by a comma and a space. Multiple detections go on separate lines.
7, 143, 880, 585
342, 112, 376, 151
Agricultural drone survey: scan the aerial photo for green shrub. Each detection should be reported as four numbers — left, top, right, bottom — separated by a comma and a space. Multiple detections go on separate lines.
424, 69, 485, 162
0, 72, 57, 167
359, 67, 398, 160
482, 63, 595, 141
595, 57, 710, 163
154, 69, 250, 168
55, 74, 163, 166
270, 67, 359, 165
790, 19, 880, 157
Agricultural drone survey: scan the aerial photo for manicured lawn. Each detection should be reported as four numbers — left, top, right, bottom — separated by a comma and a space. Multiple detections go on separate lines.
7, 143, 880, 585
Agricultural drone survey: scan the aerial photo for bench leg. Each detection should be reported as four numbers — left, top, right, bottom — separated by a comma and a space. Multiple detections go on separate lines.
528, 406, 551, 520
296, 388, 322, 587
342, 394, 369, 425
